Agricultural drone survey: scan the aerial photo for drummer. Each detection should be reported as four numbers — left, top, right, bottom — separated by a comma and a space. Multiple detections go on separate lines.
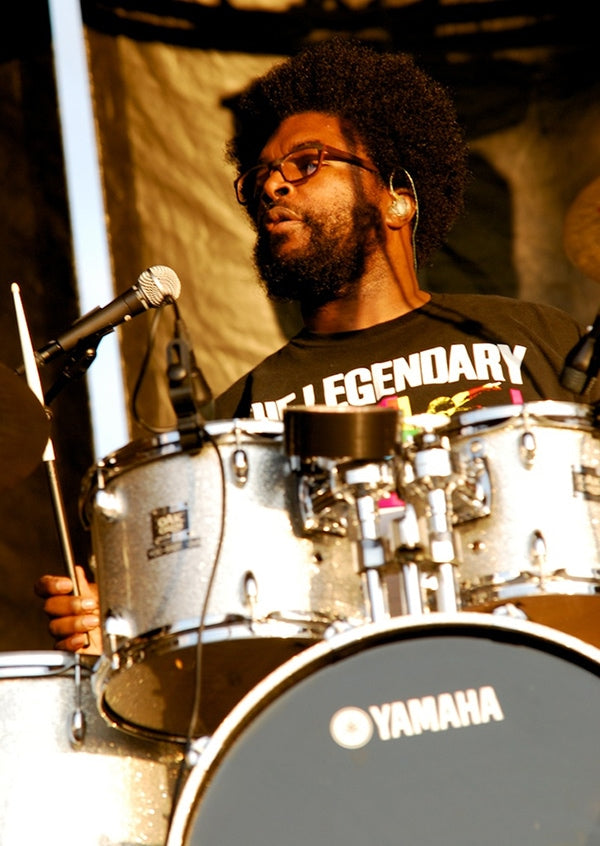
34, 37, 599, 651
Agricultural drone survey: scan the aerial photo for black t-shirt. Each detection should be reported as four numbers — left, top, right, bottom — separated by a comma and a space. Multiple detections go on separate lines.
214, 292, 599, 421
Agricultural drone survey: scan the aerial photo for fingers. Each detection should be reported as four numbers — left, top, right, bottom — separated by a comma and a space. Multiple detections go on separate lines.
72, 565, 98, 601
46, 601, 100, 633
53, 626, 103, 655
34, 565, 97, 602
35, 565, 102, 655
35, 575, 100, 620
47, 601, 102, 655
50, 603, 102, 655
34, 574, 75, 599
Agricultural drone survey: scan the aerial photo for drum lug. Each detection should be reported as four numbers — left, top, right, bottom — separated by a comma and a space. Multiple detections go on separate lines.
529, 529, 547, 571
243, 570, 259, 619
95, 488, 122, 521
232, 447, 249, 485
104, 611, 134, 667
519, 430, 537, 468
69, 706, 86, 746
69, 657, 87, 746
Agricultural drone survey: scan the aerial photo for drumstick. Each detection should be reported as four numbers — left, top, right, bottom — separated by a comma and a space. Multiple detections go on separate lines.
11, 284, 55, 465
11, 283, 84, 602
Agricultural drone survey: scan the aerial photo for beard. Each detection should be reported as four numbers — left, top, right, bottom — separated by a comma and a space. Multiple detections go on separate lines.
254, 204, 381, 310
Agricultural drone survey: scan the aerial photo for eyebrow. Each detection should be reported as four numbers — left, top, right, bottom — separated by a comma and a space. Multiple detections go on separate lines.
258, 140, 323, 164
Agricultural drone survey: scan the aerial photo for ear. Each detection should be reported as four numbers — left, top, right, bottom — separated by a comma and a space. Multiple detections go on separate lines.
386, 189, 415, 229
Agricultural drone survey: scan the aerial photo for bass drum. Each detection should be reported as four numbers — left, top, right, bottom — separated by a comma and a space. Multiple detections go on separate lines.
0, 651, 182, 846
166, 614, 600, 846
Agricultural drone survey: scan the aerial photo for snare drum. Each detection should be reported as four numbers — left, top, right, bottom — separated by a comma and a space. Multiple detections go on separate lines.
0, 652, 182, 846
447, 401, 600, 644
82, 419, 366, 740
165, 614, 600, 845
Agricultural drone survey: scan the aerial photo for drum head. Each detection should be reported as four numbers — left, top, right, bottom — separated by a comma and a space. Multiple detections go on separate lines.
167, 614, 600, 845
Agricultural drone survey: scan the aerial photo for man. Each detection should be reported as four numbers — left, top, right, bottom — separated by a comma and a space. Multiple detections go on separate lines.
35, 37, 598, 651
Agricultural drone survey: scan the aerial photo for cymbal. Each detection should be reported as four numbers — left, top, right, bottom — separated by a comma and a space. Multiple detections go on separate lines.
564, 176, 600, 282
0, 363, 50, 490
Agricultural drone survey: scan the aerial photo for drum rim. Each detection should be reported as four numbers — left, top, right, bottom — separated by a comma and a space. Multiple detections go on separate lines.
80, 418, 285, 509
204, 417, 284, 440
165, 612, 600, 846
449, 400, 593, 431
0, 650, 96, 678
99, 418, 283, 461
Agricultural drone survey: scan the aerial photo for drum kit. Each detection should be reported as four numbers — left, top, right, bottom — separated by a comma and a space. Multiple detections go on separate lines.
3, 350, 600, 842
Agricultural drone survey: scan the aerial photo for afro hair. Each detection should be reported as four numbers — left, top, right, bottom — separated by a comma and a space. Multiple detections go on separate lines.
227, 37, 469, 266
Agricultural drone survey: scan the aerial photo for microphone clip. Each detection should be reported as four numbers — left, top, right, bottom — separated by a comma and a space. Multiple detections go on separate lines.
43, 331, 106, 405
560, 310, 600, 395
167, 319, 212, 449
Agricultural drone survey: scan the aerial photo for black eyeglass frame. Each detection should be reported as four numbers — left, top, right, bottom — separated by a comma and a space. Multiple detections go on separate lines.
234, 143, 379, 206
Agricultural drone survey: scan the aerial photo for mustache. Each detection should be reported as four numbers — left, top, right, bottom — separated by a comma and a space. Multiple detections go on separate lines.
258, 201, 309, 229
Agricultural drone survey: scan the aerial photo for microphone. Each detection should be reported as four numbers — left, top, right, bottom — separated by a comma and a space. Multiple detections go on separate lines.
35, 265, 182, 365
560, 311, 600, 393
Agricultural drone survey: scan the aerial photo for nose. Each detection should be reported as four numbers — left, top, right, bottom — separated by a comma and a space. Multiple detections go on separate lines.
260, 166, 292, 205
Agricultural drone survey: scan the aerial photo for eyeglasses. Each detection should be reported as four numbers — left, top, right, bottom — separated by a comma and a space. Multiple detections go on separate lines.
234, 143, 379, 207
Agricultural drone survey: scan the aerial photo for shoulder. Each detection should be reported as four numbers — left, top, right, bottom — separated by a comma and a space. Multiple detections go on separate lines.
213, 336, 302, 418
213, 373, 251, 419
427, 292, 584, 328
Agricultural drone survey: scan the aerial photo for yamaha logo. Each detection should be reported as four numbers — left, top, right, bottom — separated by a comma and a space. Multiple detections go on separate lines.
329, 685, 505, 749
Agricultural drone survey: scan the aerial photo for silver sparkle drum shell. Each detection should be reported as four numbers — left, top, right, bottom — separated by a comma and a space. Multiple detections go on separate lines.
165, 614, 600, 846
0, 651, 182, 846
447, 401, 600, 645
83, 419, 366, 739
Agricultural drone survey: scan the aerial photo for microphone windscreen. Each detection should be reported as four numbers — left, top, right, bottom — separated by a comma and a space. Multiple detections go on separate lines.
137, 265, 182, 305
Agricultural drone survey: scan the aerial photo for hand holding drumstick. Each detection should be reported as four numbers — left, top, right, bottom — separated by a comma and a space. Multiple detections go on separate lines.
34, 565, 102, 655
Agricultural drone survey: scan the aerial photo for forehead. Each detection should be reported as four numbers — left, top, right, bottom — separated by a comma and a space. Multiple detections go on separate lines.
259, 112, 366, 160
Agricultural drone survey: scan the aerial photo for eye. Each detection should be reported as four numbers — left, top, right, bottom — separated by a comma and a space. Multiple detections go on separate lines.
286, 149, 321, 179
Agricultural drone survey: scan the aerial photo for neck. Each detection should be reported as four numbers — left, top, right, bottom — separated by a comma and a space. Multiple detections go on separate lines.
302, 255, 430, 334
